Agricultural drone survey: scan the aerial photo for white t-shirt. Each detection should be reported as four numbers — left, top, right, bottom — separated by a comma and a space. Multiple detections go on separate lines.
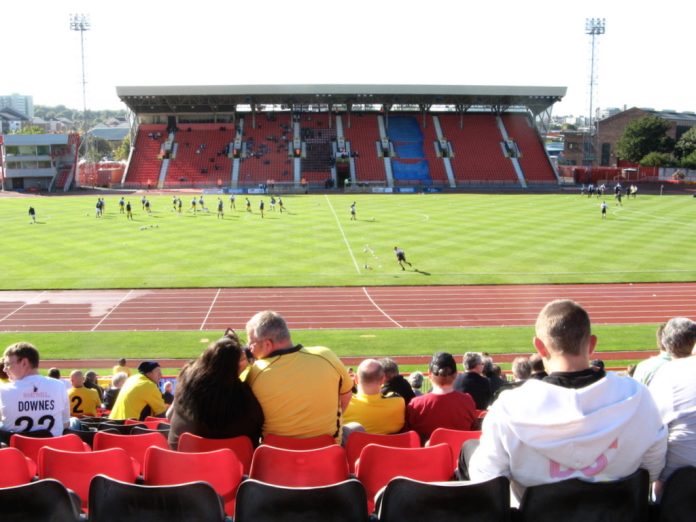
0, 374, 70, 437
649, 356, 696, 481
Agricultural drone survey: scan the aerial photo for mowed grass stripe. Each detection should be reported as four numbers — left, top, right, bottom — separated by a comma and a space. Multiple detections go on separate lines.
0, 193, 695, 289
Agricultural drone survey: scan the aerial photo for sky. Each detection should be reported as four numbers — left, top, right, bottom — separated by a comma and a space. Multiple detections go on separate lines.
3, 0, 693, 117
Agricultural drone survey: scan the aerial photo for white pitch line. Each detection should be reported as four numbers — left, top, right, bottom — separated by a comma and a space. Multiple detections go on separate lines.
91, 289, 134, 331
324, 195, 361, 274
363, 287, 403, 328
200, 288, 221, 331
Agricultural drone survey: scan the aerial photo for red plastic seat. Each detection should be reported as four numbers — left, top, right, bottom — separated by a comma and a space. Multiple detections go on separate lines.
262, 433, 336, 450
249, 444, 349, 487
10, 433, 90, 476
38, 447, 137, 510
345, 430, 420, 473
426, 428, 482, 473
144, 416, 170, 424
125, 419, 164, 429
143, 446, 243, 516
177, 433, 254, 475
355, 443, 453, 513
93, 431, 168, 475
0, 447, 35, 487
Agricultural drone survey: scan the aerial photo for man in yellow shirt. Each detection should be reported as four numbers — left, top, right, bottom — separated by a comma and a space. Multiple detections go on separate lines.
109, 361, 166, 421
343, 358, 405, 441
68, 370, 101, 417
112, 358, 131, 377
245, 311, 353, 442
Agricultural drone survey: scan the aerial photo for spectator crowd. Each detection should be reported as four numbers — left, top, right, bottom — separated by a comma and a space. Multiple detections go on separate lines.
1, 301, 696, 507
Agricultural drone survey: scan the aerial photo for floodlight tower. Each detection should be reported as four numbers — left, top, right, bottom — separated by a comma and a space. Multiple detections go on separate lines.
70, 13, 90, 131
584, 17, 605, 166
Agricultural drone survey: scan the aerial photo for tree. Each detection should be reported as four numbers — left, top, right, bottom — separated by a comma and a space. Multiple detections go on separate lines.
639, 151, 674, 167
674, 126, 696, 159
13, 125, 45, 135
113, 134, 131, 161
680, 150, 696, 169
615, 116, 674, 163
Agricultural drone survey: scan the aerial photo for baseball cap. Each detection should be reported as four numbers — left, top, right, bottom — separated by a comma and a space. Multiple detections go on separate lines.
138, 361, 160, 374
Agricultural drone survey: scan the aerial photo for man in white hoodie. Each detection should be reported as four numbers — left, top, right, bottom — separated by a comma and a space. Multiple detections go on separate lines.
468, 299, 667, 501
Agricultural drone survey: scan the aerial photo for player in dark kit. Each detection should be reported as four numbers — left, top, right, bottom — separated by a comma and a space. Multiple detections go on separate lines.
394, 246, 412, 270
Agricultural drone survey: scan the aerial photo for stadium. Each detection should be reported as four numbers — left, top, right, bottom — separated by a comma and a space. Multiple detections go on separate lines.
1, 82, 696, 519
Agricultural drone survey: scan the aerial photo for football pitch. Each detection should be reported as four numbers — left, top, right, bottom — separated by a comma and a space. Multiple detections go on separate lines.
1, 192, 695, 290
1, 191, 692, 366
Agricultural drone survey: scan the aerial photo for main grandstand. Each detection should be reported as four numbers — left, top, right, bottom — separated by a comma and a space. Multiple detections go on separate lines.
115, 84, 566, 191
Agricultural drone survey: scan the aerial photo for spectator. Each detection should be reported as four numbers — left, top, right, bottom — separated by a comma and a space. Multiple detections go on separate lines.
649, 317, 696, 494
482, 356, 507, 396
112, 358, 132, 377
407, 352, 477, 444
494, 356, 532, 399
511, 356, 532, 381
343, 359, 405, 439
0, 342, 70, 438
245, 311, 353, 441
103, 372, 128, 411
408, 371, 424, 396
47, 367, 71, 390
162, 381, 174, 406
84, 370, 104, 402
468, 299, 667, 501
380, 358, 416, 405
529, 353, 548, 380
168, 332, 263, 450
0, 364, 8, 384
109, 361, 166, 421
68, 370, 101, 418
633, 323, 671, 386
453, 352, 492, 410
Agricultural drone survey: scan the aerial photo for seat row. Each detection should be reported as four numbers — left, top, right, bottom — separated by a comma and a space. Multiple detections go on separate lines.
3, 466, 696, 522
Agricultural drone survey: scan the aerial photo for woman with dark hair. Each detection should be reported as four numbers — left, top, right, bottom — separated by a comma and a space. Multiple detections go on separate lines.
167, 332, 264, 450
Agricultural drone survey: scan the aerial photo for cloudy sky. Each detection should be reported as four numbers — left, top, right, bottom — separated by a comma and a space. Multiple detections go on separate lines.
3, 0, 692, 117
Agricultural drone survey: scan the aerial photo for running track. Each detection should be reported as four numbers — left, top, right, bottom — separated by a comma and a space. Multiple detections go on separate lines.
1, 282, 695, 333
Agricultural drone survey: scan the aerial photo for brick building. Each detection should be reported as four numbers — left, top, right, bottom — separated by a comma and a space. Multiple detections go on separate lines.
596, 108, 696, 167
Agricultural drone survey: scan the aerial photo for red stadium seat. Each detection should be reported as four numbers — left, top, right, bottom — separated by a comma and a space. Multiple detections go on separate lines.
143, 446, 243, 516
125, 419, 164, 429
0, 447, 35, 487
93, 431, 168, 475
38, 447, 137, 510
177, 433, 254, 475
355, 443, 453, 513
144, 416, 170, 424
262, 433, 336, 450
249, 445, 349, 487
425, 428, 482, 473
10, 433, 90, 476
345, 430, 420, 473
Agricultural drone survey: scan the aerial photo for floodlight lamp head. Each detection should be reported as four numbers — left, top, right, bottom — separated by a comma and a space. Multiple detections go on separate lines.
70, 13, 91, 32
585, 18, 606, 35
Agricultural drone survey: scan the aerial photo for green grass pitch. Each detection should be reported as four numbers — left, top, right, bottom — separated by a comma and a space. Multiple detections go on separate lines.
1, 192, 695, 290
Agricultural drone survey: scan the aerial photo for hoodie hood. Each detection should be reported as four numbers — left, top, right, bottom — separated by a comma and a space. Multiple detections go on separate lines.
493, 372, 645, 470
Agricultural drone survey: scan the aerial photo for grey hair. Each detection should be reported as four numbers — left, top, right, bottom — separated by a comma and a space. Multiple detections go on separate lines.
661, 317, 696, 358
463, 352, 483, 370
512, 357, 532, 380
111, 371, 128, 388
379, 357, 399, 378
246, 310, 291, 344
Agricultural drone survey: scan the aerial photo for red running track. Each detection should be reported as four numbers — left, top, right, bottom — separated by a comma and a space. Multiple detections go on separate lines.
1, 282, 695, 332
